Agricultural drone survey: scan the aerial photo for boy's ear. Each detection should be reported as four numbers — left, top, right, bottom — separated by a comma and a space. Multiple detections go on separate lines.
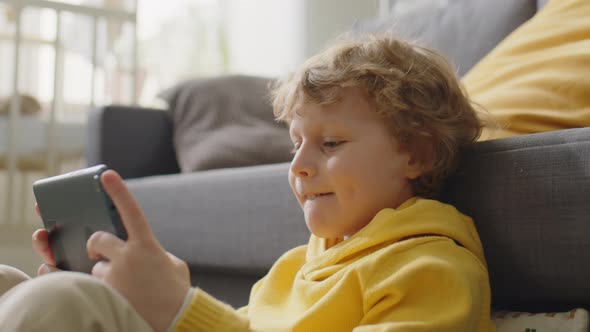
404, 157, 423, 180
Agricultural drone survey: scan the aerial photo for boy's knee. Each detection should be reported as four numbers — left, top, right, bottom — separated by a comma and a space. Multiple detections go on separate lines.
2, 272, 119, 317
29, 272, 113, 307
0, 265, 30, 296
1, 271, 111, 311
0, 272, 145, 331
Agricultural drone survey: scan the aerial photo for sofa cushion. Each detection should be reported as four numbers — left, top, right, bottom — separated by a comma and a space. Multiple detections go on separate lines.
128, 163, 308, 275
353, 0, 536, 76
441, 127, 590, 310
462, 0, 590, 139
159, 75, 293, 172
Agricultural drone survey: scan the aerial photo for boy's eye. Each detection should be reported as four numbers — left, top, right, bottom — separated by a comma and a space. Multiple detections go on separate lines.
290, 142, 301, 154
323, 141, 343, 149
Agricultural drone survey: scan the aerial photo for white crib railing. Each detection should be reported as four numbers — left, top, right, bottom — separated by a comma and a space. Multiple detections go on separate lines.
0, 0, 138, 225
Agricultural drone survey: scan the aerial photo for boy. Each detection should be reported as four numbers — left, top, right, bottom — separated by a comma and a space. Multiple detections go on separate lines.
0, 34, 494, 331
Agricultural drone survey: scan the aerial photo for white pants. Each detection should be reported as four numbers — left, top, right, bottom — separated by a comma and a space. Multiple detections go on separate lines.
0, 264, 152, 332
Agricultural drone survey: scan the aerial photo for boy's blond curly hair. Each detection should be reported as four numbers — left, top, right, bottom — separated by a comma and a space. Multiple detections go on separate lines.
272, 34, 482, 198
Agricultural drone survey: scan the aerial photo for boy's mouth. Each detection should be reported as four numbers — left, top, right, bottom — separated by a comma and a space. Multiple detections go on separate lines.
305, 193, 333, 200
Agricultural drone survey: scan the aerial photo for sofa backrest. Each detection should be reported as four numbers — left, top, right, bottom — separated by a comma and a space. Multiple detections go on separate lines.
353, 0, 538, 76
441, 127, 590, 311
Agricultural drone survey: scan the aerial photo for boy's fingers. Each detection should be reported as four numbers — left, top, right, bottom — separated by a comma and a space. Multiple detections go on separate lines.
91, 260, 109, 280
37, 263, 60, 276
34, 203, 40, 217
87, 231, 125, 261
100, 170, 155, 243
32, 229, 55, 265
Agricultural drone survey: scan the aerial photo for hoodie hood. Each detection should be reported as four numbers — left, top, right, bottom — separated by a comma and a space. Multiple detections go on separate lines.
303, 197, 486, 280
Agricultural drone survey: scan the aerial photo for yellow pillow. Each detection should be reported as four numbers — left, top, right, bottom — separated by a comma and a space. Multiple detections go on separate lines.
462, 0, 590, 140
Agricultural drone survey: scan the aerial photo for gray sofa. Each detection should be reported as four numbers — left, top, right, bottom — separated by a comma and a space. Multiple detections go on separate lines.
86, 0, 590, 314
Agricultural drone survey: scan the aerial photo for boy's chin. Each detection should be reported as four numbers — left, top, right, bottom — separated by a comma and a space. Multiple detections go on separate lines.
306, 219, 347, 239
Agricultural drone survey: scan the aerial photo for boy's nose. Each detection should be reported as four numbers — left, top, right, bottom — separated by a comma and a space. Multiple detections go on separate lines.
296, 169, 312, 177
290, 147, 317, 178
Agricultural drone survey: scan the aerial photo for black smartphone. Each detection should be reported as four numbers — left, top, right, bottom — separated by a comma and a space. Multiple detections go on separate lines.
32, 164, 127, 273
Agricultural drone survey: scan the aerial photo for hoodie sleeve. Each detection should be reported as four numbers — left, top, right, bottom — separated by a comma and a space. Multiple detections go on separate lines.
172, 276, 267, 332
172, 288, 254, 332
353, 237, 493, 332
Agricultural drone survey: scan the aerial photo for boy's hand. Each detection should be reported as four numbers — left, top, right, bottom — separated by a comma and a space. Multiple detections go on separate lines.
86, 170, 191, 332
32, 206, 61, 276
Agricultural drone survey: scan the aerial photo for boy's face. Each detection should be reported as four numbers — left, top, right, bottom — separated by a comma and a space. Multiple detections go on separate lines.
288, 87, 421, 239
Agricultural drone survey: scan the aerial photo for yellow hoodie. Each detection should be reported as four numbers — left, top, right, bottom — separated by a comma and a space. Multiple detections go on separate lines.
173, 197, 495, 331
